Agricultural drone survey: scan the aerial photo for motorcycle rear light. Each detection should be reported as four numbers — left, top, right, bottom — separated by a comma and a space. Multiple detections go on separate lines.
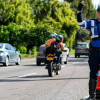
48, 54, 54, 56
0, 51, 3, 53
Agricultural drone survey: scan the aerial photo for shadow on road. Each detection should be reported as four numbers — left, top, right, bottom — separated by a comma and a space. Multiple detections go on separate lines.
0, 76, 89, 82
0, 64, 17, 67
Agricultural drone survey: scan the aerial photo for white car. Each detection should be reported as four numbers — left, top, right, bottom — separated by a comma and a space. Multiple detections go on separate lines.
63, 43, 69, 57
60, 43, 69, 64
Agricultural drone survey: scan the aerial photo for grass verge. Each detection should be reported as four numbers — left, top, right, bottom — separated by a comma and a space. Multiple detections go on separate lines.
69, 49, 75, 55
20, 53, 37, 59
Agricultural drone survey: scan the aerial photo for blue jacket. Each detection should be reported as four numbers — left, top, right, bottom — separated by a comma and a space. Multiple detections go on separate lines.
77, 12, 100, 47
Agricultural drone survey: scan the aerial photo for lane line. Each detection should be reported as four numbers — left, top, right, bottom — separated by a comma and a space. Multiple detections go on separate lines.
72, 62, 79, 64
16, 73, 37, 78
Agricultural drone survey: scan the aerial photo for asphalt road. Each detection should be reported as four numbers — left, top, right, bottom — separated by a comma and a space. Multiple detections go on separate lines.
0, 55, 90, 100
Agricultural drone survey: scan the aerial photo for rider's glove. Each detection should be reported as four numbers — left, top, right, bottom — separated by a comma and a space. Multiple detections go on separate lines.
77, 3, 84, 11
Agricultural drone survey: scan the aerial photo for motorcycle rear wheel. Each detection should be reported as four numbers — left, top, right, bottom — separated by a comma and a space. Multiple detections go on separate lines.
48, 61, 54, 77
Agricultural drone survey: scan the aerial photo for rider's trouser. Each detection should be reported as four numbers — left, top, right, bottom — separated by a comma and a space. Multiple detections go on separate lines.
88, 50, 100, 80
57, 54, 61, 64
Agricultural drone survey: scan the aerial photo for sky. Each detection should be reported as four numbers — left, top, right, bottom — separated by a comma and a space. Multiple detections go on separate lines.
58, 0, 64, 2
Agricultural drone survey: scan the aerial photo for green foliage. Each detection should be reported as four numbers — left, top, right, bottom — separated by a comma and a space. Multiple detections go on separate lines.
65, 0, 96, 19
20, 54, 36, 59
30, 0, 79, 49
75, 27, 90, 42
0, 0, 33, 25
29, 46, 37, 56
0, 0, 34, 48
19, 46, 27, 54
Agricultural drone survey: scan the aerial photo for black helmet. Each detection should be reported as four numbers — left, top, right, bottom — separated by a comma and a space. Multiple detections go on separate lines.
97, 5, 100, 12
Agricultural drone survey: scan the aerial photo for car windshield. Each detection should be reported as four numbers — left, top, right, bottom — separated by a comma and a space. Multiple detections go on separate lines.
38, 46, 45, 52
77, 44, 87, 48
0, 44, 3, 49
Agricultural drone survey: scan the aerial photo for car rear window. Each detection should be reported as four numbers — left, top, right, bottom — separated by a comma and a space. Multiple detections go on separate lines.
0, 44, 3, 49
77, 44, 87, 48
38, 46, 45, 52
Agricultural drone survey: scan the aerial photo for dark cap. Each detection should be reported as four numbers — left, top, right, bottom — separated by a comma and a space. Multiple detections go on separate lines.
97, 5, 100, 12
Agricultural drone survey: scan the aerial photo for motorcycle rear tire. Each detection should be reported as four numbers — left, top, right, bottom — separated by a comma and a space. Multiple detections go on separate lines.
48, 61, 54, 77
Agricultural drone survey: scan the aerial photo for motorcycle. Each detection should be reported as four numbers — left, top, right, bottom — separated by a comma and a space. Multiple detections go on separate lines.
46, 53, 61, 77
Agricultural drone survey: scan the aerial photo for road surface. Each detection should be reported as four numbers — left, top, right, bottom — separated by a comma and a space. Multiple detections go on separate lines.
0, 55, 90, 100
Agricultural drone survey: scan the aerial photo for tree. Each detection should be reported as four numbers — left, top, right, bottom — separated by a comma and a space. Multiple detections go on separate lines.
0, 0, 34, 48
64, 0, 96, 20
29, 0, 79, 49
75, 27, 90, 42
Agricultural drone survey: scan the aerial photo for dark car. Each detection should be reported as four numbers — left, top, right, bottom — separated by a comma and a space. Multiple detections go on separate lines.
0, 43, 21, 66
36, 44, 46, 65
75, 42, 89, 58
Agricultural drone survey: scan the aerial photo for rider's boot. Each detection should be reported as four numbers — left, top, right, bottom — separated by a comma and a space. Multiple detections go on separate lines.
81, 79, 97, 100
57, 63, 61, 70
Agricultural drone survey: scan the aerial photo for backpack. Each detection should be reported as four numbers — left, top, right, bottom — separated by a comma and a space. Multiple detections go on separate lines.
47, 42, 61, 54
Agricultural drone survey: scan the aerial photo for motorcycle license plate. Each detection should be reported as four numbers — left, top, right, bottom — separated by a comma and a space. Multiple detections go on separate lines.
47, 57, 54, 60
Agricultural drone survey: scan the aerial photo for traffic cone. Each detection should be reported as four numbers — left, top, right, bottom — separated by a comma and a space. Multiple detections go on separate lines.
96, 69, 100, 100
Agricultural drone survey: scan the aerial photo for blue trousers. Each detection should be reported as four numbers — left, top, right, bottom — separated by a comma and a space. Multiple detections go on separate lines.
88, 51, 100, 80
57, 54, 61, 63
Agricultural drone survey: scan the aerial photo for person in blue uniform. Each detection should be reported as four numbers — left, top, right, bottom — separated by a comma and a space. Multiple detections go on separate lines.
77, 1, 100, 100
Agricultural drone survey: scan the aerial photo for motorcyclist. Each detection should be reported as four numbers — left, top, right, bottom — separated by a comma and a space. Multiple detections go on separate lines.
77, 1, 100, 100
45, 33, 57, 68
54, 35, 66, 69
48, 35, 66, 70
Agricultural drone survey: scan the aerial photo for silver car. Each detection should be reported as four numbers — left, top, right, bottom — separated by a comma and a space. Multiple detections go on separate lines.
0, 43, 21, 66
75, 42, 89, 58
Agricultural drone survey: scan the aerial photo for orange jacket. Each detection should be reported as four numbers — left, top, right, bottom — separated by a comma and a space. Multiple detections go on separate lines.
45, 38, 56, 48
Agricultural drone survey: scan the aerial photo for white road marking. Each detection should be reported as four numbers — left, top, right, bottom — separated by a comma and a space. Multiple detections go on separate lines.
72, 62, 79, 64
16, 73, 37, 78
